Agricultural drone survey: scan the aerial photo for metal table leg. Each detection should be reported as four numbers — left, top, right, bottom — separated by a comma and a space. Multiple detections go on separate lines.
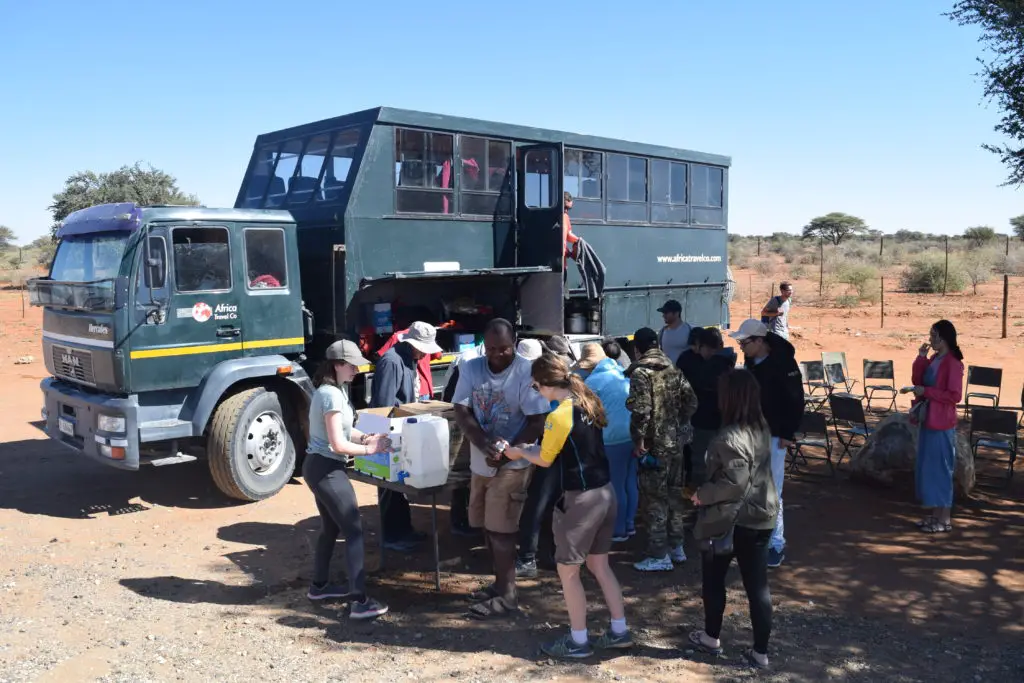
378, 490, 387, 570
431, 492, 440, 591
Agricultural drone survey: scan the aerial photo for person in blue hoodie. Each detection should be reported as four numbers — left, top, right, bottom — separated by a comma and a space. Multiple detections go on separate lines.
576, 343, 636, 542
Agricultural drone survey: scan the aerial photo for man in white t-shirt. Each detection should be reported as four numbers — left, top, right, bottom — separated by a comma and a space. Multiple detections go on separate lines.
453, 319, 550, 617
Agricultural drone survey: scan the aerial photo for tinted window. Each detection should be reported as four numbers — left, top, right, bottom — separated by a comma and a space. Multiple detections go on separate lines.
564, 149, 602, 200
607, 202, 646, 222
459, 136, 512, 216
692, 165, 724, 208
267, 140, 302, 208
241, 145, 278, 208
245, 229, 288, 290
607, 153, 646, 202
652, 160, 687, 205
524, 148, 556, 208
173, 227, 231, 292
323, 127, 360, 201
395, 129, 455, 214
652, 204, 688, 224
572, 199, 603, 220
289, 134, 330, 205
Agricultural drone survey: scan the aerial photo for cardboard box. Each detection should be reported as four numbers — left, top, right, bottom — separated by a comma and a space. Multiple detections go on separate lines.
353, 401, 459, 483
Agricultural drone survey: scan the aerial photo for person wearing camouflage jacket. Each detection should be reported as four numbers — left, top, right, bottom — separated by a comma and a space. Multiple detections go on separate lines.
625, 327, 698, 572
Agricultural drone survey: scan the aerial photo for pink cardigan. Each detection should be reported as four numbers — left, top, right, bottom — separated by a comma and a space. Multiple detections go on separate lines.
911, 353, 964, 431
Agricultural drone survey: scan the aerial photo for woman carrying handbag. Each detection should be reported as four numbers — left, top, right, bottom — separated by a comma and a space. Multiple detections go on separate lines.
689, 369, 780, 669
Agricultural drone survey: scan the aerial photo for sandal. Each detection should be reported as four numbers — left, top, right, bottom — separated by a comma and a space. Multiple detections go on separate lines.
467, 595, 518, 620
687, 630, 723, 656
921, 520, 952, 534
915, 516, 937, 529
468, 584, 500, 601
743, 648, 770, 670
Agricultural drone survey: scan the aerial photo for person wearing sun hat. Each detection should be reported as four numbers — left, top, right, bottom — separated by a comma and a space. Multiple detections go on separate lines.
370, 321, 444, 551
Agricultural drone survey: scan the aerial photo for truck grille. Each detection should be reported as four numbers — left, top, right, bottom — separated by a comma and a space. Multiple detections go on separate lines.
51, 345, 96, 385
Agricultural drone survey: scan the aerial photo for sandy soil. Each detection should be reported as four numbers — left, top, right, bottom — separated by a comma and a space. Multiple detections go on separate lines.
0, 282, 1022, 683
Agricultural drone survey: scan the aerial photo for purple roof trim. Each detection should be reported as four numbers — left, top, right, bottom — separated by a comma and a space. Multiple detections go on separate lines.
57, 203, 142, 238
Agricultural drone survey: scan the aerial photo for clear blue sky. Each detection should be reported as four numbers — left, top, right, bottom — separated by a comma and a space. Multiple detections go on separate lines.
0, 0, 1017, 243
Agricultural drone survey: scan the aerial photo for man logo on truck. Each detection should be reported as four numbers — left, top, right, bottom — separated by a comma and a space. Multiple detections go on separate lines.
60, 353, 81, 368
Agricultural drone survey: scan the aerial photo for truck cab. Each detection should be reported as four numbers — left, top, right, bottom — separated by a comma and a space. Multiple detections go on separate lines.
30, 203, 311, 501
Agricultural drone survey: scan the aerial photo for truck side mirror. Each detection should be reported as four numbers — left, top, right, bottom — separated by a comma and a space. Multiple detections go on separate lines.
144, 236, 166, 291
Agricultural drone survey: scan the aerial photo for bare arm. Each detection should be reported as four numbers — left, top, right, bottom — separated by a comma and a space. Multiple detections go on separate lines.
325, 414, 387, 456
454, 404, 500, 459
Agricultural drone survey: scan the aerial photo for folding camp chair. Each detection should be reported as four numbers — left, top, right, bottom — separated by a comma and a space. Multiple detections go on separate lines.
829, 394, 872, 468
964, 366, 1002, 416
969, 407, 1018, 481
800, 360, 830, 412
788, 411, 834, 473
863, 359, 897, 413
822, 352, 858, 393
825, 363, 862, 400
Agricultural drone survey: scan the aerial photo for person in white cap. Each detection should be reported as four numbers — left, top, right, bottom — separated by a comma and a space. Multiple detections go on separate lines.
371, 321, 444, 551
303, 339, 391, 620
517, 338, 544, 361
729, 319, 804, 569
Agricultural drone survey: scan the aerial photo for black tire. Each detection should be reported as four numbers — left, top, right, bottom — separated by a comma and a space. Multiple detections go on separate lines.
208, 387, 296, 502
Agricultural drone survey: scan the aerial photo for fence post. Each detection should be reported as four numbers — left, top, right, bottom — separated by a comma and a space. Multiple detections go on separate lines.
1003, 275, 1009, 339
942, 236, 949, 296
757, 237, 761, 257
880, 277, 885, 328
879, 235, 884, 258
818, 236, 824, 298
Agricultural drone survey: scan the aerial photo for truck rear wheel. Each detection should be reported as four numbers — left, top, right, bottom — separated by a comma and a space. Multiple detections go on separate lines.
208, 387, 296, 502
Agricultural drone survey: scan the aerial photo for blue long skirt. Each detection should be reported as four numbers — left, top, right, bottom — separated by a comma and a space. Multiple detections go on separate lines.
916, 427, 956, 508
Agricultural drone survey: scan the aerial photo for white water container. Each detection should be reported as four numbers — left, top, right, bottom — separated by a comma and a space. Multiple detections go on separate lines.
400, 416, 450, 488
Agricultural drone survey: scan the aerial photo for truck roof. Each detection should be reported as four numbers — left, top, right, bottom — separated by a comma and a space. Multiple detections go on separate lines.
253, 106, 731, 167
57, 202, 294, 237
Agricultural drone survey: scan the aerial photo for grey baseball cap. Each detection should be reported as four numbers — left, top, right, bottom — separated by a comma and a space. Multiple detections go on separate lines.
324, 339, 370, 366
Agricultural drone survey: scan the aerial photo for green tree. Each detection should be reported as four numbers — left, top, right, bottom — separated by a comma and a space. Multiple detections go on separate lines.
0, 225, 16, 251
964, 225, 998, 247
49, 163, 199, 238
948, 1, 1024, 186
801, 212, 869, 246
1011, 214, 1024, 240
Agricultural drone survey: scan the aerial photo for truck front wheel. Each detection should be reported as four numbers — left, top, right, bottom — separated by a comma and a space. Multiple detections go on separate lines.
208, 387, 297, 501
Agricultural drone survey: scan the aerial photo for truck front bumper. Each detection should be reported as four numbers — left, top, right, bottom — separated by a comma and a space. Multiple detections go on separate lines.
40, 378, 142, 470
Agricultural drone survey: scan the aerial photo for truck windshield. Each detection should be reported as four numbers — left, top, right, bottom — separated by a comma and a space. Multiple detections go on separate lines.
28, 232, 129, 312
50, 233, 128, 282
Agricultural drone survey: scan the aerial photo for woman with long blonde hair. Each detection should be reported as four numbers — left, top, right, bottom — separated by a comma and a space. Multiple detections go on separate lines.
505, 353, 632, 659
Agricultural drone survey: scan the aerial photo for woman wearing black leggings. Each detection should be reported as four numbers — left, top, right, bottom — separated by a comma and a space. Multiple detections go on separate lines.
690, 369, 779, 669
303, 339, 390, 620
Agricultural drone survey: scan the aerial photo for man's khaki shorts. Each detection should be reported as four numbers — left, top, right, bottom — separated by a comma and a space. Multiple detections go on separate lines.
468, 467, 533, 534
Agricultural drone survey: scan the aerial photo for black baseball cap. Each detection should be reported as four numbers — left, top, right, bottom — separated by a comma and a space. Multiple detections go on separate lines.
657, 299, 682, 314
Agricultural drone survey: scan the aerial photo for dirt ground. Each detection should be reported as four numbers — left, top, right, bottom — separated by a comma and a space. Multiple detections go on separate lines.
1, 281, 1022, 683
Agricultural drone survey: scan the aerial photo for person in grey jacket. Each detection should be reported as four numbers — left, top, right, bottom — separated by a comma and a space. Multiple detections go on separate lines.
689, 368, 779, 670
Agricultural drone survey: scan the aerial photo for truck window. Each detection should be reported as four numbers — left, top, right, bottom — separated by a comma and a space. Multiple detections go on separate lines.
691, 164, 725, 225
172, 227, 232, 293
394, 128, 454, 214
288, 134, 330, 205
524, 148, 556, 209
564, 149, 603, 219
268, 140, 303, 208
245, 228, 288, 290
651, 159, 688, 224
323, 127, 361, 201
459, 136, 511, 216
607, 154, 647, 222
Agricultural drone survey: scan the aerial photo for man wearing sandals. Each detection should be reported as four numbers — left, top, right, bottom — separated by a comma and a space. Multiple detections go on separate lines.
453, 319, 550, 618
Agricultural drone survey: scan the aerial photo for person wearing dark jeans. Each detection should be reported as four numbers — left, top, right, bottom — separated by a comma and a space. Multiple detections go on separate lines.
516, 463, 562, 576
699, 526, 773, 661
690, 368, 779, 669
303, 340, 390, 620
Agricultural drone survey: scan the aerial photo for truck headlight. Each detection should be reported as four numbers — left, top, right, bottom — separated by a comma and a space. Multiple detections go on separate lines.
98, 414, 126, 433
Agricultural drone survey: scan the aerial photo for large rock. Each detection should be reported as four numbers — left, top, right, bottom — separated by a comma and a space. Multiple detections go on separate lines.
849, 412, 976, 499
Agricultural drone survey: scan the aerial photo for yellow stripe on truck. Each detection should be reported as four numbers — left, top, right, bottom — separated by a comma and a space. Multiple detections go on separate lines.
129, 337, 304, 359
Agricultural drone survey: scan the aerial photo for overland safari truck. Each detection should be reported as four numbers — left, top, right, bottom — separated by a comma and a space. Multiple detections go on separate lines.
29, 107, 731, 501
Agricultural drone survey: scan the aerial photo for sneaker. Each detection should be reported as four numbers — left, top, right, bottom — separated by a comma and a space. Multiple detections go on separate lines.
612, 535, 630, 543
515, 558, 538, 578
540, 633, 593, 659
307, 582, 350, 601
382, 538, 418, 552
767, 548, 785, 568
633, 555, 674, 572
592, 628, 634, 650
670, 545, 687, 564
350, 596, 389, 620
627, 529, 637, 538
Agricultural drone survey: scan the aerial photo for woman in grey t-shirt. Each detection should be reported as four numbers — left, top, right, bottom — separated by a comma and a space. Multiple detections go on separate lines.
302, 339, 391, 620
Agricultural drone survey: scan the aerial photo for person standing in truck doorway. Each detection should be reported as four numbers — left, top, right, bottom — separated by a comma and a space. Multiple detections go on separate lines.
563, 192, 580, 270
760, 282, 793, 341
370, 322, 444, 552
657, 299, 692, 365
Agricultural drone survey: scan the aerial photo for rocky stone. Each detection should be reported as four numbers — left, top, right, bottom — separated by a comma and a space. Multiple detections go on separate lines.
849, 412, 975, 498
